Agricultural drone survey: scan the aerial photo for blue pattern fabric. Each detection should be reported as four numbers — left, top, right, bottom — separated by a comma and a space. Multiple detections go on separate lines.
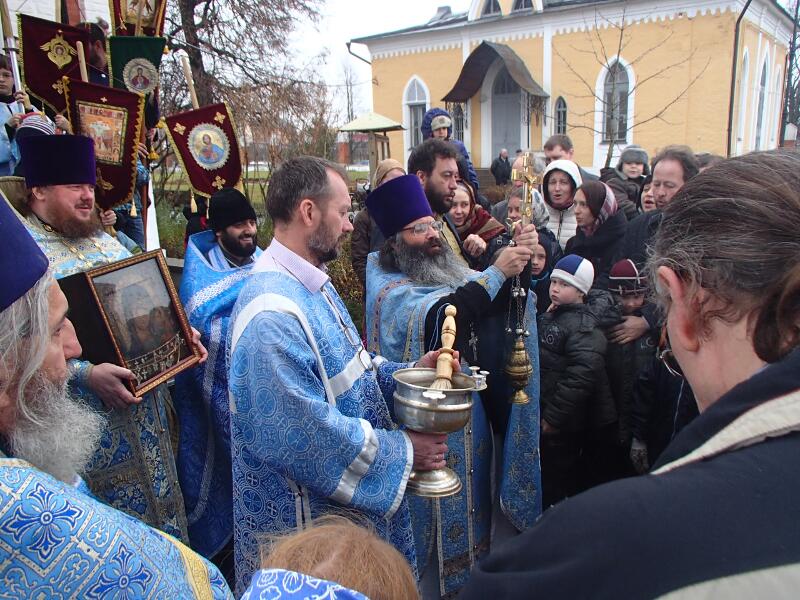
365, 253, 543, 596
0, 457, 233, 599
241, 569, 368, 600
228, 269, 416, 596
23, 214, 190, 542
174, 230, 262, 558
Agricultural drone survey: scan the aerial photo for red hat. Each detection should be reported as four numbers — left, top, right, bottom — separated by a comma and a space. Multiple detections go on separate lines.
609, 259, 647, 295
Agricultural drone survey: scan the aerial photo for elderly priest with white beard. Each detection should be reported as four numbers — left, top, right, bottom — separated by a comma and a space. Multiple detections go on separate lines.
0, 197, 233, 598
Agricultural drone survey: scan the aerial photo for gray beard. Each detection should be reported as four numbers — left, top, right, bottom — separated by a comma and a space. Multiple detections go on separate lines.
394, 236, 475, 288
10, 372, 105, 484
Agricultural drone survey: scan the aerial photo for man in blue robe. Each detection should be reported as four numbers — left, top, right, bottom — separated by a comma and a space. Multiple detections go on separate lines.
0, 197, 232, 599
174, 188, 262, 567
228, 156, 451, 595
365, 174, 543, 598
14, 134, 191, 542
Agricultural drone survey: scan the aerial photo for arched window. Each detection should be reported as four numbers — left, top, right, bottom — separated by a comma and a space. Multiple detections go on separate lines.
555, 97, 567, 135
754, 61, 768, 150
482, 0, 501, 16
404, 78, 428, 150
451, 104, 465, 141
513, 0, 533, 10
603, 61, 629, 143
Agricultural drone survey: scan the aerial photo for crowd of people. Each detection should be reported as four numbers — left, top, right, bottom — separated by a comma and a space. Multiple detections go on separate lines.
0, 52, 799, 600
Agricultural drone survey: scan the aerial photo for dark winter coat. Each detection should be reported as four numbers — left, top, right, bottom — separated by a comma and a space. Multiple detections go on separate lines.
599, 167, 640, 220
420, 107, 479, 190
565, 209, 627, 290
351, 209, 384, 289
490, 155, 512, 185
630, 356, 699, 465
587, 293, 660, 445
538, 303, 615, 432
530, 227, 562, 315
461, 348, 800, 600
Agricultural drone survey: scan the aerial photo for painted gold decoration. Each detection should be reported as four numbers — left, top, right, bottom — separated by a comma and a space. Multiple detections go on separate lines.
39, 32, 76, 69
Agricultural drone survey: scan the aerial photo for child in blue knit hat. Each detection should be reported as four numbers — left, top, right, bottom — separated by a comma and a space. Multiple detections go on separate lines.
537, 254, 615, 508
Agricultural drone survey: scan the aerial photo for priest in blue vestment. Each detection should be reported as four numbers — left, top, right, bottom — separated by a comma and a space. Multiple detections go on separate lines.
174, 187, 262, 563
364, 175, 543, 598
14, 134, 191, 542
228, 156, 452, 595
0, 197, 232, 598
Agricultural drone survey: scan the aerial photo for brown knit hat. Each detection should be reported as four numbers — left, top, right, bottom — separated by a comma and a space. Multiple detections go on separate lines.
373, 158, 405, 188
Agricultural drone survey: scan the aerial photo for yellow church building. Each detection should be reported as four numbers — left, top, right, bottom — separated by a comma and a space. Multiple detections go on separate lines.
351, 0, 794, 171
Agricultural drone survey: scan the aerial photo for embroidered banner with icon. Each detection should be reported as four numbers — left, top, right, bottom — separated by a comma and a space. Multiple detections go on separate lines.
109, 0, 168, 37
164, 103, 242, 197
108, 36, 166, 96
18, 15, 90, 113
64, 78, 145, 209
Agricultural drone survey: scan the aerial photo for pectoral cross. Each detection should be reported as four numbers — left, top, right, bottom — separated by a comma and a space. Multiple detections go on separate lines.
468, 326, 478, 363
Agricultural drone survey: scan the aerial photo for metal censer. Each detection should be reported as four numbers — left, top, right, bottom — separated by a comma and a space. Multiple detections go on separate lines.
392, 305, 488, 498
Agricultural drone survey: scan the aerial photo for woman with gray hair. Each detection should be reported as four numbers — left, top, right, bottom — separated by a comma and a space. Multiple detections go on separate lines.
459, 150, 800, 599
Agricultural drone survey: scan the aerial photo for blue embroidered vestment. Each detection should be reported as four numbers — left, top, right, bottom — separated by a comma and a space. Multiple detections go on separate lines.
228, 267, 416, 595
174, 230, 262, 558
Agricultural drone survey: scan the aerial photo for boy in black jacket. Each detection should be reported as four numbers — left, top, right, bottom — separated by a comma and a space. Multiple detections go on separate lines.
538, 255, 614, 508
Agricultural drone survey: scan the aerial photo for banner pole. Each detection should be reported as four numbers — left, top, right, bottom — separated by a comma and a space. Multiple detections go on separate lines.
76, 41, 89, 82
180, 53, 199, 109
0, 0, 24, 112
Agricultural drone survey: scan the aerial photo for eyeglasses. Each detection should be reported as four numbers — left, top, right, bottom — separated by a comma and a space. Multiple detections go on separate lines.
658, 327, 683, 378
400, 221, 444, 235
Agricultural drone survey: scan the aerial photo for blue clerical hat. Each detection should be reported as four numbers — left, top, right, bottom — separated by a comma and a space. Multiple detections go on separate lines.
365, 174, 433, 238
18, 135, 96, 188
0, 197, 49, 311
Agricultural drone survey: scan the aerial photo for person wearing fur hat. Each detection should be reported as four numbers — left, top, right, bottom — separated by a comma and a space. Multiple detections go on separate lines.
420, 107, 479, 190
599, 144, 649, 220
541, 159, 582, 250
538, 254, 613, 508
566, 180, 628, 289
351, 158, 405, 290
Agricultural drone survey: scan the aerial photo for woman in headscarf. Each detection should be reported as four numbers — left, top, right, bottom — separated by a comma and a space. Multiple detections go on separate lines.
449, 180, 505, 248
565, 180, 627, 289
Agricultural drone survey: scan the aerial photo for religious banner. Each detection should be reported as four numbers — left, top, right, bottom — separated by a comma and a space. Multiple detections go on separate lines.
108, 35, 166, 95
64, 78, 145, 209
18, 15, 90, 113
164, 103, 242, 196
109, 0, 168, 37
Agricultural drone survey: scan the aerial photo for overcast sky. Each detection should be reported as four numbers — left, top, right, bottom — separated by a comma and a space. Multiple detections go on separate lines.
290, 0, 472, 124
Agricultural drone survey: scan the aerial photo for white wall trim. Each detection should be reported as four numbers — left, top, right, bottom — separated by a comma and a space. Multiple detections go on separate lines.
364, 0, 792, 61
735, 47, 750, 156
592, 54, 636, 170
542, 23, 553, 147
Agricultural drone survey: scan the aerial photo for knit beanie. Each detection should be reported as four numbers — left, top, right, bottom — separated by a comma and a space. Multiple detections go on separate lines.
430, 115, 452, 130
208, 188, 257, 231
551, 254, 594, 295
608, 259, 647, 295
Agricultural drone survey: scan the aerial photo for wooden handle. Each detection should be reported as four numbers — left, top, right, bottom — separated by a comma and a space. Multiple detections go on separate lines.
76, 42, 89, 82
180, 54, 199, 109
434, 305, 457, 383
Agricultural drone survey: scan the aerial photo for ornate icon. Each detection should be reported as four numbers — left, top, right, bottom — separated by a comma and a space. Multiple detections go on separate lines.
39, 32, 76, 70
77, 101, 129, 165
187, 123, 230, 171
122, 58, 159, 95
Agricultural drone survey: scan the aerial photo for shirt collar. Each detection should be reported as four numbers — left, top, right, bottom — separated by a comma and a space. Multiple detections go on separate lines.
259, 238, 330, 293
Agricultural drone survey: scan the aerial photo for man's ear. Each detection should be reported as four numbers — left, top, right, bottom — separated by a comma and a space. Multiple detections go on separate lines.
416, 171, 427, 186
296, 198, 317, 227
30, 187, 46, 202
657, 266, 700, 353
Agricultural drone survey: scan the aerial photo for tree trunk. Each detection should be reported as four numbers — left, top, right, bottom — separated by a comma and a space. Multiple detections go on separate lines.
176, 0, 215, 105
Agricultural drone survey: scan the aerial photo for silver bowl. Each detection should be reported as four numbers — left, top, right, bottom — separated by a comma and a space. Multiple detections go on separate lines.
392, 368, 475, 497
